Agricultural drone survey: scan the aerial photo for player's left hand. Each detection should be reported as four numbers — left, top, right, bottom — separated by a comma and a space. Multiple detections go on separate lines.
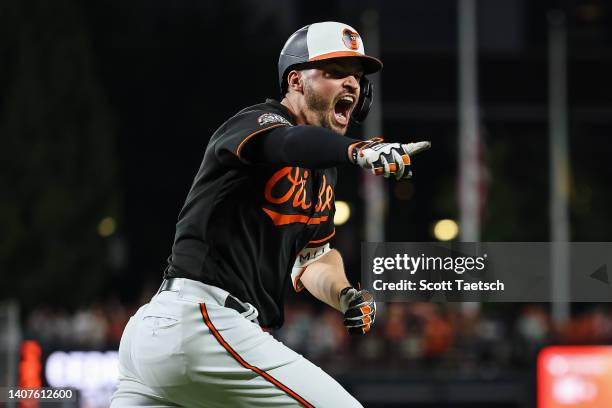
339, 287, 376, 335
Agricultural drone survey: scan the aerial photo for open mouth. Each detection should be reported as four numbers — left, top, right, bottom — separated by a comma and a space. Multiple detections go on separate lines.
333, 95, 355, 126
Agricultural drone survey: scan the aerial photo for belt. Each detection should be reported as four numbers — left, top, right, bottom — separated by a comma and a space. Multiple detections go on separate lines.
158, 278, 259, 323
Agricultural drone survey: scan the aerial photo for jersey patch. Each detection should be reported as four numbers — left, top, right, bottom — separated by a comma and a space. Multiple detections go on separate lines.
258, 113, 292, 127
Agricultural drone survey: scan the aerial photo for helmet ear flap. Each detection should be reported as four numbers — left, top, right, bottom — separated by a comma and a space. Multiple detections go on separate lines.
351, 76, 373, 124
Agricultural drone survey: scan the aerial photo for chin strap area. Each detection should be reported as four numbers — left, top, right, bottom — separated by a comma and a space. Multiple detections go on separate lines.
351, 76, 373, 124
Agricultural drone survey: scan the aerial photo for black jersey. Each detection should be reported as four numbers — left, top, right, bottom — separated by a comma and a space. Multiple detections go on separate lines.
165, 99, 337, 328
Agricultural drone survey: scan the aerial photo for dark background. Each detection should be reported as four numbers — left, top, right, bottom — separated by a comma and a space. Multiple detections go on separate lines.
3, 0, 612, 306
2, 1, 612, 406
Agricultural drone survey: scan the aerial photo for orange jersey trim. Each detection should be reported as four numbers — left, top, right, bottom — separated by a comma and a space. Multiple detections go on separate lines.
199, 303, 314, 408
262, 207, 329, 226
308, 229, 336, 244
292, 267, 307, 293
235, 123, 288, 159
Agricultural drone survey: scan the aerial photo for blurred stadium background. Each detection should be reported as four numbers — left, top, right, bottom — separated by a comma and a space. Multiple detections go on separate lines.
2, 0, 612, 407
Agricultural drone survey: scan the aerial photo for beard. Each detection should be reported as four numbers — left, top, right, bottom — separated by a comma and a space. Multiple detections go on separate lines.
303, 82, 345, 135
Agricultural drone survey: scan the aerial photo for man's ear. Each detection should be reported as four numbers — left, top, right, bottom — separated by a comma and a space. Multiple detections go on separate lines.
286, 70, 304, 94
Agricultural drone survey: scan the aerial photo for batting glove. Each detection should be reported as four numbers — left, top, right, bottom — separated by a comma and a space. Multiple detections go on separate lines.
348, 138, 431, 179
339, 287, 376, 335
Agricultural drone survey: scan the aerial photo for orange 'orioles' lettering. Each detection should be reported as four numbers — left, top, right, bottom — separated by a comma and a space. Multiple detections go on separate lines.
264, 167, 311, 209
263, 167, 334, 226
315, 175, 333, 212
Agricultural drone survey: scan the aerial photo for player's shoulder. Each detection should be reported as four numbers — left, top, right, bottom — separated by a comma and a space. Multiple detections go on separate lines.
209, 99, 293, 145
207, 99, 295, 163
230, 99, 294, 129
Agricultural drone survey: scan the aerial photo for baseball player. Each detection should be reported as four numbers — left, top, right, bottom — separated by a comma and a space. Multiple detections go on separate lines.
111, 21, 430, 407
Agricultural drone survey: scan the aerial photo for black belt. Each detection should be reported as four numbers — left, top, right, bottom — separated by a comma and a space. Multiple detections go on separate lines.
158, 278, 251, 315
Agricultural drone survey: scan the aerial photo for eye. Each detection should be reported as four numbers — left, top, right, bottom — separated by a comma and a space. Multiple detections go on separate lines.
327, 69, 344, 78
323, 66, 362, 81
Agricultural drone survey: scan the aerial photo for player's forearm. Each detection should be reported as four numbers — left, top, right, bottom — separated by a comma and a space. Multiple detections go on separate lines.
245, 126, 357, 168
299, 249, 351, 311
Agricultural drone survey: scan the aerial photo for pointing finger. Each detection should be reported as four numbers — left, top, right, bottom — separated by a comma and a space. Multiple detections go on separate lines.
402, 141, 431, 156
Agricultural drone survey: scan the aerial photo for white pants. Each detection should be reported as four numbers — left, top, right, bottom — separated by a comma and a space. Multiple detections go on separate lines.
111, 278, 362, 407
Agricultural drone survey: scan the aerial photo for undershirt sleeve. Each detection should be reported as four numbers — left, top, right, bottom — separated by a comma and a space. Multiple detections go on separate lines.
242, 125, 359, 169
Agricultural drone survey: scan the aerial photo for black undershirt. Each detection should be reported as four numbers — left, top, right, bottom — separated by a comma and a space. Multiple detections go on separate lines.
243, 125, 359, 168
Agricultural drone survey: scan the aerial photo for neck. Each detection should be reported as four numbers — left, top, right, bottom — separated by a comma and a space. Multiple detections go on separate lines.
281, 95, 307, 125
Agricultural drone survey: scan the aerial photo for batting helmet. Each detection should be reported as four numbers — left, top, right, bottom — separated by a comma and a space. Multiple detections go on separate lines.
278, 21, 383, 123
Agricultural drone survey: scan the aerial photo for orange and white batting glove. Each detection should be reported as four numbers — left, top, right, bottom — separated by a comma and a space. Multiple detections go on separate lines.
348, 138, 431, 180
339, 287, 376, 335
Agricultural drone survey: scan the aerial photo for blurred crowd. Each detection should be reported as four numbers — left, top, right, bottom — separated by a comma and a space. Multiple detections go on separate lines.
25, 298, 135, 349
24, 296, 612, 369
276, 301, 612, 371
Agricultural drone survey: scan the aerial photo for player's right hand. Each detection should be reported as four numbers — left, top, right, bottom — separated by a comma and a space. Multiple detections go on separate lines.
339, 287, 376, 335
348, 138, 431, 179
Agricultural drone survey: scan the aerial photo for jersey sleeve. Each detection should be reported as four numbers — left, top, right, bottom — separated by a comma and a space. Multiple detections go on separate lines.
291, 243, 331, 292
213, 110, 292, 166
290, 202, 336, 292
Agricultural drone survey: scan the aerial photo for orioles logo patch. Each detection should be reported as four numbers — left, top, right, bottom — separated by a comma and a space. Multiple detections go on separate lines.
342, 29, 360, 50
258, 113, 292, 127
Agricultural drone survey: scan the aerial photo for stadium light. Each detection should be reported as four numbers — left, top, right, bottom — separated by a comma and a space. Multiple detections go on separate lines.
334, 201, 351, 225
97, 216, 116, 237
433, 219, 459, 241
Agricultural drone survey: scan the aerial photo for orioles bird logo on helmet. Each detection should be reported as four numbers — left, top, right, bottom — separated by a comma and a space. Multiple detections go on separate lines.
342, 29, 360, 50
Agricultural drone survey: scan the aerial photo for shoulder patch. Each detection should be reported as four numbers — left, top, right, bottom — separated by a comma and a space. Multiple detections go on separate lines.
258, 113, 292, 127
